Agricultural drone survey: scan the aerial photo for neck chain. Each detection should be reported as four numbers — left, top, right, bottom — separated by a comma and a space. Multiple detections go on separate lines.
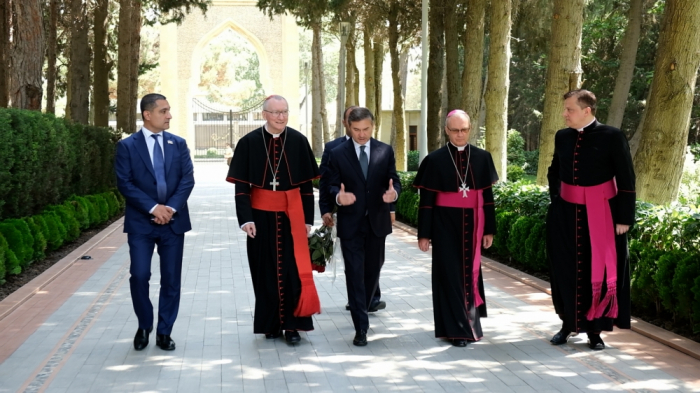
262, 126, 287, 191
446, 142, 471, 198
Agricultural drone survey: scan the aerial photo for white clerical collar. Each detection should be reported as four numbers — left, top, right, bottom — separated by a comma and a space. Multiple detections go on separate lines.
577, 118, 597, 132
264, 124, 284, 138
449, 142, 468, 151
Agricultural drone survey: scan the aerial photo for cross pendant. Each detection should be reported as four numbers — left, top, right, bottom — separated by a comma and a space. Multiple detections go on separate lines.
270, 179, 279, 191
459, 183, 469, 198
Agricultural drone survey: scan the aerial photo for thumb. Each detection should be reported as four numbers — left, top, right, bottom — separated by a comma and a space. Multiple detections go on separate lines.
388, 179, 393, 189
340, 183, 345, 193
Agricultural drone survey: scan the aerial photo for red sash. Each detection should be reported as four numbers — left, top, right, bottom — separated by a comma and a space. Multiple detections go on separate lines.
435, 189, 485, 308
560, 179, 619, 320
250, 187, 321, 317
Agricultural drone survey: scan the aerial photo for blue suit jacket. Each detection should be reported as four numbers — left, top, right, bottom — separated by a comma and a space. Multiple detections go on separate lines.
319, 136, 349, 216
115, 130, 195, 235
327, 138, 401, 238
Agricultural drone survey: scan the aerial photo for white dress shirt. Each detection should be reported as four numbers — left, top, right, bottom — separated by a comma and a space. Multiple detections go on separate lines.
141, 127, 175, 214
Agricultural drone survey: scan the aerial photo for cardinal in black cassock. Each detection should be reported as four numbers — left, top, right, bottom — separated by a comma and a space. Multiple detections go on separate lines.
547, 90, 635, 351
414, 110, 498, 347
226, 95, 320, 344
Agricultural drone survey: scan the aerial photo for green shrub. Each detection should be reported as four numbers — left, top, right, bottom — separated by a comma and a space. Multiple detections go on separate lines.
0, 223, 25, 272
493, 211, 517, 255
654, 251, 685, 315
507, 165, 525, 182
398, 171, 418, 194
0, 232, 20, 276
112, 189, 126, 211
672, 253, 700, 328
84, 196, 101, 227
524, 222, 547, 271
693, 276, 700, 333
102, 192, 119, 217
86, 195, 109, 224
523, 150, 539, 175
407, 150, 420, 171
67, 196, 90, 229
506, 129, 526, 167
630, 244, 664, 314
23, 216, 46, 261
507, 216, 537, 263
0, 240, 5, 284
396, 192, 419, 226
41, 212, 65, 251
46, 204, 80, 242
5, 219, 34, 266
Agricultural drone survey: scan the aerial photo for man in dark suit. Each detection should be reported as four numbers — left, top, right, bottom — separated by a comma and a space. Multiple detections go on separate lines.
319, 106, 388, 312
326, 107, 401, 346
115, 93, 195, 351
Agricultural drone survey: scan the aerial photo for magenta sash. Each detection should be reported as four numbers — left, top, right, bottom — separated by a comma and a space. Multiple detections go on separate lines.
560, 179, 619, 320
435, 189, 485, 308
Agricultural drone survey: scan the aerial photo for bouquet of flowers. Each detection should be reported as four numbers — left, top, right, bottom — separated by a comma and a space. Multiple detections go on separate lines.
308, 223, 336, 273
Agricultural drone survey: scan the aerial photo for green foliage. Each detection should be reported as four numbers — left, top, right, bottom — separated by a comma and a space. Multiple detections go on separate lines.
398, 172, 417, 194
0, 232, 20, 276
629, 240, 663, 314
102, 192, 119, 218
506, 130, 526, 167
407, 151, 420, 171
0, 223, 26, 272
41, 212, 65, 252
694, 276, 700, 333
507, 165, 525, 182
523, 150, 539, 175
672, 253, 700, 328
396, 192, 419, 226
654, 251, 685, 315
6, 219, 34, 267
507, 216, 538, 263
493, 211, 517, 255
493, 181, 550, 220
67, 196, 90, 230
46, 204, 80, 242
87, 195, 109, 223
84, 196, 101, 227
0, 235, 5, 284
0, 108, 118, 221
524, 222, 547, 271
23, 217, 46, 261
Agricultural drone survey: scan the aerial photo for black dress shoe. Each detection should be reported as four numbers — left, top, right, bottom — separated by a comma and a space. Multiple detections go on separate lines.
368, 300, 386, 312
550, 328, 576, 345
345, 303, 350, 311
353, 330, 367, 346
156, 334, 176, 350
133, 327, 152, 351
285, 330, 301, 344
265, 330, 282, 339
587, 333, 605, 350
451, 339, 468, 347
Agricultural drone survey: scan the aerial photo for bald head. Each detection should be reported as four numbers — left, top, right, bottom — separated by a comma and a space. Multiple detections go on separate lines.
444, 109, 471, 146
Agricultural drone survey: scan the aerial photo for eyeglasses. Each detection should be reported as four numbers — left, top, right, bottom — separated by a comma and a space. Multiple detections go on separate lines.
447, 127, 470, 134
264, 110, 289, 117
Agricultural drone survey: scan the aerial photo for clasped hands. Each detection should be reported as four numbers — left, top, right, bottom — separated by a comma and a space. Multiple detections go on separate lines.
152, 204, 174, 225
337, 179, 397, 206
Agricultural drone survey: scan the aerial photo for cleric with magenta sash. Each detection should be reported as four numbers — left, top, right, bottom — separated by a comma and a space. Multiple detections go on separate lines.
414, 109, 498, 347
226, 95, 320, 345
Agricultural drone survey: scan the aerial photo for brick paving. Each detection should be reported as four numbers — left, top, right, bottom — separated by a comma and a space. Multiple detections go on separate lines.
0, 161, 698, 392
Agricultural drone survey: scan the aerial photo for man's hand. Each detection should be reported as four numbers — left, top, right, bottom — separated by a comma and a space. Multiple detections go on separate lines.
337, 183, 356, 206
418, 238, 430, 252
242, 223, 256, 238
383, 179, 397, 203
152, 204, 173, 225
616, 224, 630, 235
306, 224, 312, 236
482, 234, 493, 249
322, 213, 334, 227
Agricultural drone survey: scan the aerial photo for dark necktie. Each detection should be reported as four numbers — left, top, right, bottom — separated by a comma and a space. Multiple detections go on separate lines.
359, 145, 368, 179
151, 134, 167, 203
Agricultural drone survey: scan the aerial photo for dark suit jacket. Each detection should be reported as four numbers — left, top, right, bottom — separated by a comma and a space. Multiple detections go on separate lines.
327, 138, 401, 238
319, 136, 349, 216
115, 129, 195, 235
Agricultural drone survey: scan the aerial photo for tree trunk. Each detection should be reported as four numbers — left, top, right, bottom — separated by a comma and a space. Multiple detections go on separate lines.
345, 21, 357, 108
427, 0, 445, 152
462, 0, 486, 142
535, 0, 584, 185
0, 0, 10, 107
10, 0, 45, 110
444, 0, 461, 110
484, 0, 512, 180
633, 0, 700, 204
373, 40, 384, 136
93, 0, 110, 127
390, 47, 410, 150
311, 22, 328, 157
67, 0, 91, 124
45, 0, 58, 114
117, 0, 142, 134
363, 24, 376, 119
389, 3, 407, 171
607, 0, 643, 128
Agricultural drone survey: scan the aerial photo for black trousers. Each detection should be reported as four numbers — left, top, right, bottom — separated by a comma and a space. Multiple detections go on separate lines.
340, 216, 386, 332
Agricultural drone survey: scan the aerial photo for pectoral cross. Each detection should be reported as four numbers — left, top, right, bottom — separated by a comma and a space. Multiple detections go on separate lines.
270, 179, 279, 191
459, 183, 469, 198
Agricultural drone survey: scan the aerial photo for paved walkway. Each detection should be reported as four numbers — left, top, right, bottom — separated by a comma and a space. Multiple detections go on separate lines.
1, 162, 699, 393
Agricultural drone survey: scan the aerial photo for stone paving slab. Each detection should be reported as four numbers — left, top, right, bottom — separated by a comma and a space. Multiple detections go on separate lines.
0, 162, 698, 392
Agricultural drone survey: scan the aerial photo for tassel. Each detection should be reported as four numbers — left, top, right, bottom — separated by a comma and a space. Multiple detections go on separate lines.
586, 282, 602, 321
294, 275, 321, 317
602, 280, 618, 318
595, 281, 617, 319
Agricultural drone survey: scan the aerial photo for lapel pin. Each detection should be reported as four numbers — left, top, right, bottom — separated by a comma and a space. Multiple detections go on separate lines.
167, 140, 173, 144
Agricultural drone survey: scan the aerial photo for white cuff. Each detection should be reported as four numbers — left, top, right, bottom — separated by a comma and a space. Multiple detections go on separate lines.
240, 221, 254, 229
149, 204, 158, 214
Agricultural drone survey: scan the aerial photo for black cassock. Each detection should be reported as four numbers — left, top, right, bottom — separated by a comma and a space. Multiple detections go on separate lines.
547, 120, 636, 333
226, 126, 319, 334
414, 144, 498, 341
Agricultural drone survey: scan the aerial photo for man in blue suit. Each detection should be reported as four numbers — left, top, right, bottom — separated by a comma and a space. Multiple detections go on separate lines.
319, 106, 388, 312
326, 107, 401, 346
115, 93, 195, 351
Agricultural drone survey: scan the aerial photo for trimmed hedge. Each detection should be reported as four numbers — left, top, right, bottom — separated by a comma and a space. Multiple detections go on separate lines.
0, 189, 124, 285
396, 174, 700, 334
0, 108, 119, 221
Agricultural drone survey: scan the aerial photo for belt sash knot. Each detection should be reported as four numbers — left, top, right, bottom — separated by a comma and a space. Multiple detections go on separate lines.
434, 189, 486, 308
560, 178, 619, 320
250, 187, 321, 317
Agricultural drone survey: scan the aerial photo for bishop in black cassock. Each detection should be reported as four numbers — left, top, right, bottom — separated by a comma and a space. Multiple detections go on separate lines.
547, 90, 635, 351
414, 110, 498, 347
226, 95, 320, 344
